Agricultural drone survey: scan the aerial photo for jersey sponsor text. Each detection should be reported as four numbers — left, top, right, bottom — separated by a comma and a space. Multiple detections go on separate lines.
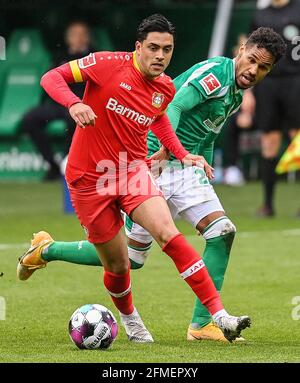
106, 98, 156, 126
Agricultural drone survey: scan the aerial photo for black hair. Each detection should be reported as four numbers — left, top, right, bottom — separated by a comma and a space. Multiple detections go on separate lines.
136, 14, 175, 42
246, 27, 286, 63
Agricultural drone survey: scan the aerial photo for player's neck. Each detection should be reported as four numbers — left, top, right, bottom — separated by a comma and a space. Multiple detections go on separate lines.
133, 51, 159, 81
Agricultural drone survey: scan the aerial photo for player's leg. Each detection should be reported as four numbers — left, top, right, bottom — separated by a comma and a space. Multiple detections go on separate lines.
255, 78, 281, 217
124, 214, 153, 268
72, 189, 154, 343
128, 194, 250, 342
44, 236, 146, 269
17, 232, 145, 281
16, 214, 151, 281
160, 165, 240, 341
92, 227, 153, 343
259, 130, 282, 216
21, 103, 66, 180
180, 203, 237, 341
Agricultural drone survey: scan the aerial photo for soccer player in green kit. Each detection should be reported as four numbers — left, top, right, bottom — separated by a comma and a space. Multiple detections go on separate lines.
18, 27, 286, 342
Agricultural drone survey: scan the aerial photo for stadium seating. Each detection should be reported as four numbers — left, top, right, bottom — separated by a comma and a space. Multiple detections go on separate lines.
47, 120, 67, 137
45, 27, 116, 138
0, 29, 50, 137
93, 27, 115, 51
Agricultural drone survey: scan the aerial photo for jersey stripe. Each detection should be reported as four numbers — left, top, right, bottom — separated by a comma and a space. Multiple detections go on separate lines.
132, 51, 141, 72
69, 60, 83, 82
182, 62, 218, 88
180, 260, 205, 279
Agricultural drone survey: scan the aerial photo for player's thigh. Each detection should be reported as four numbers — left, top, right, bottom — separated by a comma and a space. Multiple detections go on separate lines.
119, 165, 178, 246
70, 187, 124, 245
94, 228, 129, 274
179, 197, 225, 230
124, 214, 154, 245
130, 196, 179, 247
169, 166, 217, 216
124, 198, 179, 248
254, 78, 281, 132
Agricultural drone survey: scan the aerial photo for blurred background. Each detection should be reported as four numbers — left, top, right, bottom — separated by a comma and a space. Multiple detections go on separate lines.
0, 0, 299, 214
1, 0, 300, 363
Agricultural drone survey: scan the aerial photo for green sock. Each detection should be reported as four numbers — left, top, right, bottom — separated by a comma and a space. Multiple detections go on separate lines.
42, 241, 144, 269
190, 232, 234, 328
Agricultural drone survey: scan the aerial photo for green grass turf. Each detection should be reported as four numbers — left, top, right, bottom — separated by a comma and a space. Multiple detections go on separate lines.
0, 181, 300, 362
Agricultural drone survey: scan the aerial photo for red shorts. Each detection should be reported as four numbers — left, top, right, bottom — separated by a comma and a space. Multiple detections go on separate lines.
67, 165, 163, 244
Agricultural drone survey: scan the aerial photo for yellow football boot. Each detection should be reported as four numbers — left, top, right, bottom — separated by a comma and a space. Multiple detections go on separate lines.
17, 231, 54, 281
187, 322, 229, 342
187, 322, 245, 342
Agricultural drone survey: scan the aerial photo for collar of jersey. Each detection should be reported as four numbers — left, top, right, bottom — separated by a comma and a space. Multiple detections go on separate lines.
132, 51, 141, 73
232, 58, 243, 94
132, 50, 161, 82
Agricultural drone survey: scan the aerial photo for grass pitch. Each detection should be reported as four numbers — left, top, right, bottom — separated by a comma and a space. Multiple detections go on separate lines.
0, 181, 299, 362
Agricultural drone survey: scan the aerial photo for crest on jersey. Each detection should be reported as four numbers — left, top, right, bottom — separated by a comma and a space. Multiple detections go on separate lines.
199, 73, 221, 95
78, 53, 96, 69
152, 92, 165, 108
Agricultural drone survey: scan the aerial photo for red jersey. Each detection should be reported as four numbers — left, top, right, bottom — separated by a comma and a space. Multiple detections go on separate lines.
63, 51, 175, 182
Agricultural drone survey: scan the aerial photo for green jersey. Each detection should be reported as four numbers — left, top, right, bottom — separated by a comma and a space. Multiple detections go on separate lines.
147, 56, 243, 165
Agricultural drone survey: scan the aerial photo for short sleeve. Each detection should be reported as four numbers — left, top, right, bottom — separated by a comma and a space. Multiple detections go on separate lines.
189, 72, 223, 99
185, 62, 226, 100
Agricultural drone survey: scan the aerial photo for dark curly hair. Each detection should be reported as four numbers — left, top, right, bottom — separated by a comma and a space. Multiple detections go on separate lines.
246, 27, 287, 63
137, 14, 175, 42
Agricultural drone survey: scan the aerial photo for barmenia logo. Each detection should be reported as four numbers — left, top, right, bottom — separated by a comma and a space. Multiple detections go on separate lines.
106, 98, 156, 126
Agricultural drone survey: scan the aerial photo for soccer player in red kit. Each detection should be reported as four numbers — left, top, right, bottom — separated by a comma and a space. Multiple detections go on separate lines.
21, 14, 251, 342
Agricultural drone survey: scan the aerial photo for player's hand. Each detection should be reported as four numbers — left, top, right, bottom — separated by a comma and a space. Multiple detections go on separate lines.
69, 102, 97, 128
181, 153, 214, 180
150, 146, 170, 162
149, 146, 170, 178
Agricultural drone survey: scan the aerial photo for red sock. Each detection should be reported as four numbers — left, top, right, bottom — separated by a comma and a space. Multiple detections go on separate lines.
103, 266, 134, 315
163, 233, 223, 315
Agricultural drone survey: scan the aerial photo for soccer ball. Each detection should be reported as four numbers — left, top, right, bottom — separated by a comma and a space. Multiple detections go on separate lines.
69, 304, 118, 350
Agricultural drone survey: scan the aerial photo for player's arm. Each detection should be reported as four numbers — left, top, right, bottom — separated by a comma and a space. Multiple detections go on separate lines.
166, 84, 204, 131
150, 113, 214, 179
150, 85, 203, 155
40, 55, 102, 128
150, 113, 188, 161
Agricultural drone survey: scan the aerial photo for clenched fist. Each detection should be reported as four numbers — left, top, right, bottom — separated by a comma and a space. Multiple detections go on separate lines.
69, 102, 97, 128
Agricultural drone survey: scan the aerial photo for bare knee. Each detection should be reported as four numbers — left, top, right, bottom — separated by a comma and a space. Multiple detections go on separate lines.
152, 222, 179, 248
106, 261, 129, 274
261, 132, 281, 158
94, 243, 129, 275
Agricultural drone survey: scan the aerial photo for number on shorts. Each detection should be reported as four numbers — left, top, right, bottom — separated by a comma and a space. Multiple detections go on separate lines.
194, 168, 209, 185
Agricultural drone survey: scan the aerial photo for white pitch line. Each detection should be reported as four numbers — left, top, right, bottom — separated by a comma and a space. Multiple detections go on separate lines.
238, 228, 300, 238
186, 228, 300, 239
0, 243, 28, 250
1, 228, 300, 250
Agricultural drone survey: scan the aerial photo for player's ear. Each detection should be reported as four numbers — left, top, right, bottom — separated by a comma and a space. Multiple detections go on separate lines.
135, 40, 141, 53
238, 44, 245, 55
